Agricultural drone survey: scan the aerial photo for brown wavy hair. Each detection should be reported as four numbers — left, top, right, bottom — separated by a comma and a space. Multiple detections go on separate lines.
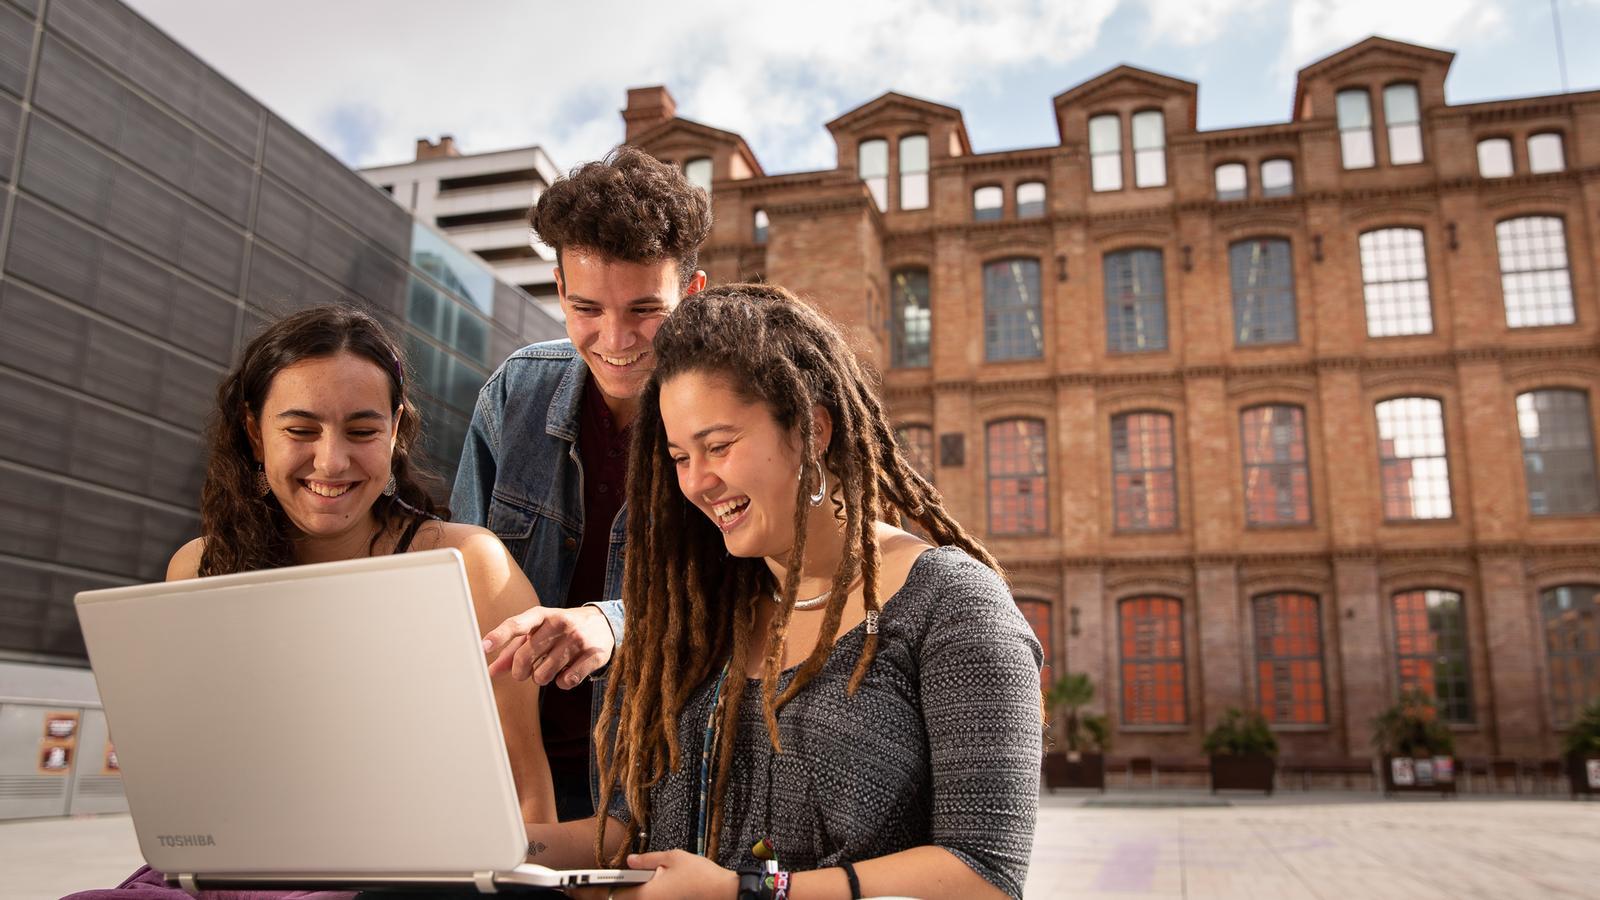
196, 303, 445, 577
593, 283, 1003, 864
530, 145, 712, 290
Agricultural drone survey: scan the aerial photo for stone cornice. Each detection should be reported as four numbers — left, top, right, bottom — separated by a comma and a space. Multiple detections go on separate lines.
1048, 541, 1600, 571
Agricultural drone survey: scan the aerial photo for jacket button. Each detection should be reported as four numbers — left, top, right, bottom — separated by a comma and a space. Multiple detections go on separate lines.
564, 537, 578, 550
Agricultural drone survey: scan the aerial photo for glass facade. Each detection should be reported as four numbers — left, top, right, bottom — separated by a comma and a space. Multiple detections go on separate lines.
0, 0, 561, 662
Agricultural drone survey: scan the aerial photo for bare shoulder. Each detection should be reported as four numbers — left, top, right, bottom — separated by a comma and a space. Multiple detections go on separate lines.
416, 521, 503, 558
165, 537, 206, 582
873, 521, 936, 600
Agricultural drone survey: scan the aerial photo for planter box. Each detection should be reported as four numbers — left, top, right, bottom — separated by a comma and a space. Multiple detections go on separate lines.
1210, 754, 1275, 794
1043, 751, 1105, 792
1568, 754, 1600, 798
1381, 755, 1457, 796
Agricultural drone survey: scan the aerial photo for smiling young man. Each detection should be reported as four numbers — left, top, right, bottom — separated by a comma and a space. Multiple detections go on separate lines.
453, 146, 710, 821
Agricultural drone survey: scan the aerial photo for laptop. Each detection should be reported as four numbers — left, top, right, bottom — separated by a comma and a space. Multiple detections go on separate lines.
74, 548, 652, 894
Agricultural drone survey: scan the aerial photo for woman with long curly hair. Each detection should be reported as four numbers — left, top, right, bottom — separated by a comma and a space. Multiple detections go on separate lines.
511, 284, 1041, 899
162, 303, 556, 825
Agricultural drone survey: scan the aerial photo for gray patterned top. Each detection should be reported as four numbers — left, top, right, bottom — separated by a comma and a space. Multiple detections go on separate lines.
608, 546, 1042, 898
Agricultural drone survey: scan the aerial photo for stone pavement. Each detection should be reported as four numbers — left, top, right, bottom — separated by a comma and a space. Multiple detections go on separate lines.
3, 793, 1597, 899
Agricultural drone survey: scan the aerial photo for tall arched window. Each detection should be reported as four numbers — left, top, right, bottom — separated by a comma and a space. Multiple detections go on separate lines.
1337, 89, 1375, 169
898, 134, 929, 210
895, 424, 935, 483
1112, 411, 1177, 531
1016, 598, 1053, 687
1359, 227, 1432, 336
983, 258, 1043, 361
1120, 597, 1186, 725
1253, 593, 1327, 724
1240, 405, 1311, 525
1132, 110, 1166, 187
752, 208, 769, 244
1089, 114, 1122, 192
1103, 248, 1166, 353
1496, 216, 1575, 327
889, 268, 931, 368
1375, 397, 1452, 520
1542, 585, 1600, 726
1516, 389, 1600, 515
1393, 589, 1473, 723
1383, 83, 1423, 164
986, 418, 1047, 535
1230, 238, 1297, 345
858, 138, 888, 212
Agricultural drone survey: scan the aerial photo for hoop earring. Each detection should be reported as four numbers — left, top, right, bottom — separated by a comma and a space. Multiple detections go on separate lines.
255, 463, 271, 497
808, 463, 826, 508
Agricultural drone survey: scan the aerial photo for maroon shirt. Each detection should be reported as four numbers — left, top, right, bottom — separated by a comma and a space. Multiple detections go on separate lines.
541, 374, 630, 767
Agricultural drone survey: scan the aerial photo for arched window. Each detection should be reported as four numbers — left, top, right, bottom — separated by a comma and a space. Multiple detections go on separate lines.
982, 258, 1042, 361
1528, 132, 1565, 173
1260, 158, 1294, 197
1496, 216, 1574, 327
1253, 593, 1326, 724
1015, 598, 1053, 687
858, 138, 888, 212
1375, 397, 1452, 520
1337, 88, 1375, 169
889, 268, 931, 369
1103, 248, 1166, 353
1132, 110, 1166, 187
986, 418, 1047, 535
1516, 389, 1600, 515
1089, 114, 1122, 192
1383, 83, 1423, 164
1393, 589, 1473, 723
1230, 238, 1296, 345
1015, 181, 1046, 219
1476, 138, 1513, 178
898, 134, 929, 210
1119, 597, 1186, 725
1541, 585, 1600, 726
752, 208, 769, 244
1112, 411, 1177, 531
972, 185, 1003, 222
895, 424, 935, 483
683, 157, 712, 193
1240, 405, 1311, 525
1214, 163, 1247, 201
1358, 228, 1432, 336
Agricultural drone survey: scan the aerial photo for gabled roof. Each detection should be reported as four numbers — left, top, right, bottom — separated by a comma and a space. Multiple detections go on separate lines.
629, 116, 764, 177
1292, 36, 1455, 120
1051, 65, 1199, 141
826, 91, 971, 153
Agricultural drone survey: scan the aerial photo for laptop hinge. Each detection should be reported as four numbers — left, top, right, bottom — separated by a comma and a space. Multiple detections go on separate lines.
175, 874, 200, 897
473, 871, 498, 894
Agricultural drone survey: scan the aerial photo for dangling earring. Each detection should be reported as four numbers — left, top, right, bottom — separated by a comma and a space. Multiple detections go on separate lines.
255, 463, 271, 497
382, 472, 397, 497
807, 462, 826, 508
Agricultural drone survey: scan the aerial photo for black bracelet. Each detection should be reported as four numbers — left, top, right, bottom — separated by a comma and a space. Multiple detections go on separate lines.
840, 860, 861, 900
737, 864, 765, 900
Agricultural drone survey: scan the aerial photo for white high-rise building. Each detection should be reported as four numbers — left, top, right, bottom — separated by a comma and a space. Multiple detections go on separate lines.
361, 137, 563, 314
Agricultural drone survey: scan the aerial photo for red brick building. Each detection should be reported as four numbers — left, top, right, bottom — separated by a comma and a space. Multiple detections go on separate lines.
624, 37, 1600, 760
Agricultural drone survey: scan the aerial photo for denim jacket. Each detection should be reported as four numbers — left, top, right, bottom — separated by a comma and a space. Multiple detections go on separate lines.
451, 339, 627, 642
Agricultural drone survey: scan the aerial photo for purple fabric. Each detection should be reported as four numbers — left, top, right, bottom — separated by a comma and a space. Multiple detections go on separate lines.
62, 865, 356, 900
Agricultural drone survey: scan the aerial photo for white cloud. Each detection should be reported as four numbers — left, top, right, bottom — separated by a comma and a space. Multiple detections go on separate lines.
1138, 0, 1272, 47
1283, 0, 1507, 73
127, 0, 1119, 175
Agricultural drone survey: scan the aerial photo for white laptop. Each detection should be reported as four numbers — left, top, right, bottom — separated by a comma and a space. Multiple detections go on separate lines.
74, 548, 651, 894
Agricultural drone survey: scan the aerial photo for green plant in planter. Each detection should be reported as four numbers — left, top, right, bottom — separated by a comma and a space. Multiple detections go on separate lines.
1047, 672, 1111, 754
1562, 699, 1600, 758
1202, 707, 1279, 757
1370, 690, 1456, 758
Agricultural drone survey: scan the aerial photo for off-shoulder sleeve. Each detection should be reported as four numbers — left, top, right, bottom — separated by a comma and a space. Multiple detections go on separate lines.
915, 553, 1043, 899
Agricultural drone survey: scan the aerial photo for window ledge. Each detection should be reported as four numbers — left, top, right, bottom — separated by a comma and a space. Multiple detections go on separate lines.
1268, 724, 1331, 733
1118, 725, 1191, 734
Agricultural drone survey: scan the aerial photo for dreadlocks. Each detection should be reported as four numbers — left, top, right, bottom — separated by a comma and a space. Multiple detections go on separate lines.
592, 282, 1003, 865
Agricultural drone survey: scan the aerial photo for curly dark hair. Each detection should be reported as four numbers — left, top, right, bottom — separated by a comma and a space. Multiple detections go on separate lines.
196, 303, 446, 577
592, 283, 1004, 864
530, 145, 712, 290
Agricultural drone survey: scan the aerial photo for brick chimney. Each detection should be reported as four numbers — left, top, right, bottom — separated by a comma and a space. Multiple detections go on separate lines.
622, 86, 677, 143
415, 135, 461, 160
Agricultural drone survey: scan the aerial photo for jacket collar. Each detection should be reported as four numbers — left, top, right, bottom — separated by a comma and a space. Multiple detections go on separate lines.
545, 352, 588, 442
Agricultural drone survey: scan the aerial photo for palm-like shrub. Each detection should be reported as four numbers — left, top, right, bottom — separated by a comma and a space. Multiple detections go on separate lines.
1202, 707, 1279, 758
1562, 699, 1600, 758
1047, 672, 1111, 753
1371, 690, 1456, 757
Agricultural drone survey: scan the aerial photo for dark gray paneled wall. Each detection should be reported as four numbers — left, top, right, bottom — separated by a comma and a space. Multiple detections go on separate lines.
0, 0, 563, 661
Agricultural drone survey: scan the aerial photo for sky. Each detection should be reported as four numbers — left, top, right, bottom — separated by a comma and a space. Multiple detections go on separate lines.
123, 0, 1599, 176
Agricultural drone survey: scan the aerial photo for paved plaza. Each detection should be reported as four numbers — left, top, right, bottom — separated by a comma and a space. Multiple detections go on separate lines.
3, 793, 1597, 899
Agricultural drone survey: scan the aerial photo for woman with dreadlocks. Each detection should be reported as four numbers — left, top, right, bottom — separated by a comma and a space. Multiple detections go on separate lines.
510, 283, 1041, 899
